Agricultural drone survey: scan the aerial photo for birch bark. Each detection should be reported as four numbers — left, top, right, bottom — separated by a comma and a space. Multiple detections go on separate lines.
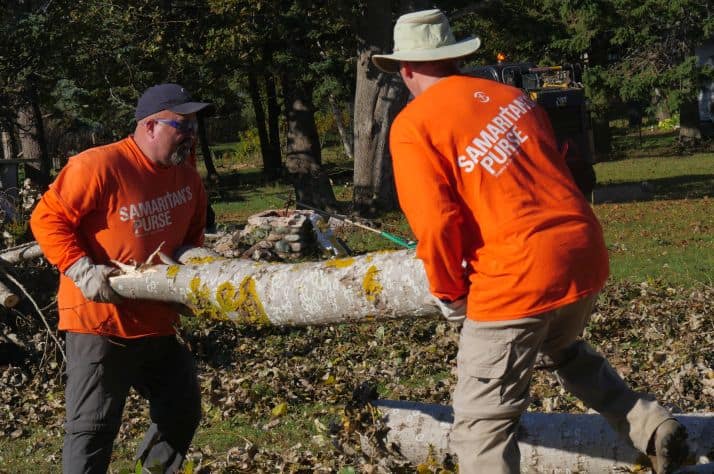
370, 400, 714, 473
109, 249, 436, 326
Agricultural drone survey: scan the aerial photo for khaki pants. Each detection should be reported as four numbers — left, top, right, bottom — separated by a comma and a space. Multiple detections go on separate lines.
450, 294, 672, 474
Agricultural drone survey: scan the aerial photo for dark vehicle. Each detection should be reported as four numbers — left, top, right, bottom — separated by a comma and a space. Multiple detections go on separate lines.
467, 62, 597, 198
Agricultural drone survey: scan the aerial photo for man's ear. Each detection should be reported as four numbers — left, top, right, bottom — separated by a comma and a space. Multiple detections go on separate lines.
143, 119, 156, 139
401, 61, 414, 78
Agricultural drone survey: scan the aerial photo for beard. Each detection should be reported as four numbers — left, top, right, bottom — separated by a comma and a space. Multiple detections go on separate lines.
169, 140, 192, 166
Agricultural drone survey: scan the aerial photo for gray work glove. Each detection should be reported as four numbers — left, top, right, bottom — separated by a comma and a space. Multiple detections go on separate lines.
430, 296, 467, 323
64, 256, 123, 304
174, 245, 222, 264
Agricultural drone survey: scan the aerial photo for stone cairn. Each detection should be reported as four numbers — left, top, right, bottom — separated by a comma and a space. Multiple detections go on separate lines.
211, 210, 318, 261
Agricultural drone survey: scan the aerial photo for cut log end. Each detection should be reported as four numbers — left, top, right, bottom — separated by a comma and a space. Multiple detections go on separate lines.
0, 281, 19, 308
1, 293, 20, 308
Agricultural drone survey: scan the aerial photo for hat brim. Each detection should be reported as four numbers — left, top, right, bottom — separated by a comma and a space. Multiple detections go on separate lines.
169, 101, 214, 116
372, 37, 481, 74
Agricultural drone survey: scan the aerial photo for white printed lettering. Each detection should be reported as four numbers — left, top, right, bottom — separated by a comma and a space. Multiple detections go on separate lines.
457, 95, 535, 176
458, 155, 475, 173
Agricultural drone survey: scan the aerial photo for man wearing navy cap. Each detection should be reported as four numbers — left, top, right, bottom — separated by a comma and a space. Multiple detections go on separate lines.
31, 84, 211, 473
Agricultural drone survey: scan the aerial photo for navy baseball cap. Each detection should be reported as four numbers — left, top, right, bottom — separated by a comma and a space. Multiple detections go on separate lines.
135, 83, 212, 121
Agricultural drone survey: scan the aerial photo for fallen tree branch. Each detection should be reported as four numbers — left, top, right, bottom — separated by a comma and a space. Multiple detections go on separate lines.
109, 249, 437, 326
368, 400, 714, 473
0, 244, 437, 326
0, 242, 46, 307
1, 268, 66, 362
0, 242, 43, 265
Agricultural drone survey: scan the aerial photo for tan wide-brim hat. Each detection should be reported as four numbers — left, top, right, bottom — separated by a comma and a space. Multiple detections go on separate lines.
372, 9, 481, 74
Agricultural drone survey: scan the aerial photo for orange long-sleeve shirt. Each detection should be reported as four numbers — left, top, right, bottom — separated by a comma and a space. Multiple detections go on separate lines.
390, 75, 609, 321
30, 137, 207, 337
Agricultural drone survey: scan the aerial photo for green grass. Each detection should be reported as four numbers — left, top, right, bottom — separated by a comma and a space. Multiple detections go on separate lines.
593, 152, 714, 285
595, 199, 713, 285
212, 181, 293, 225
594, 152, 714, 198
0, 427, 62, 473
609, 129, 679, 157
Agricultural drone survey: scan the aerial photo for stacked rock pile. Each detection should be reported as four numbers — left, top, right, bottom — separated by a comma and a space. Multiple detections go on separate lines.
211, 210, 316, 261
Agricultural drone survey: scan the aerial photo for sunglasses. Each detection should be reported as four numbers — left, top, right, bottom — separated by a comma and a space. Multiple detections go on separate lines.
154, 118, 198, 134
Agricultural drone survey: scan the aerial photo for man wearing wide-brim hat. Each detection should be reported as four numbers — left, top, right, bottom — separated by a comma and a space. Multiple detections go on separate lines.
374, 9, 687, 474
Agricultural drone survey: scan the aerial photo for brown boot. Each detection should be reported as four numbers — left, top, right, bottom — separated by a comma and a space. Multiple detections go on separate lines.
648, 419, 689, 474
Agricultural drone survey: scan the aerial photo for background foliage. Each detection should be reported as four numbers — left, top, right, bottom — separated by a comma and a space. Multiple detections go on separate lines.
1, 0, 712, 168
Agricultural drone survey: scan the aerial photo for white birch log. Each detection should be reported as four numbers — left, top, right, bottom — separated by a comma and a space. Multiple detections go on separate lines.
0, 280, 19, 307
109, 249, 437, 326
0, 242, 44, 265
370, 400, 714, 473
0, 243, 46, 307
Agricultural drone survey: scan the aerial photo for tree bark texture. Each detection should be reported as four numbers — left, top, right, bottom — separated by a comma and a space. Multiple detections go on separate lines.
1, 129, 19, 192
248, 69, 278, 179
197, 114, 219, 184
264, 58, 283, 178
679, 99, 703, 141
370, 400, 714, 473
282, 78, 337, 211
109, 249, 436, 326
329, 94, 354, 160
351, 0, 428, 215
352, 0, 407, 215
16, 91, 50, 188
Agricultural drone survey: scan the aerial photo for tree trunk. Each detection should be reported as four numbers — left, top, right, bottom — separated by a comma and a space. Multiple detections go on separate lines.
197, 114, 219, 184
592, 116, 612, 161
282, 77, 337, 212
16, 96, 50, 189
351, 0, 428, 216
369, 400, 714, 473
265, 57, 283, 179
329, 94, 354, 160
352, 0, 410, 216
679, 99, 702, 141
109, 248, 434, 326
0, 129, 19, 193
248, 69, 278, 179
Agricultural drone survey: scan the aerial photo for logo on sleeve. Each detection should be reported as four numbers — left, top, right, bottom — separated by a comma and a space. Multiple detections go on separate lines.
474, 91, 490, 103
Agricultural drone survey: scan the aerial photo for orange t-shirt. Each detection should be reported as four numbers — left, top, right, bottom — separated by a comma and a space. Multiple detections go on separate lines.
390, 75, 609, 321
30, 137, 207, 337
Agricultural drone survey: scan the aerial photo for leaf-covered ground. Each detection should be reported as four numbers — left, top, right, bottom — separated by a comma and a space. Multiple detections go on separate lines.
0, 259, 712, 472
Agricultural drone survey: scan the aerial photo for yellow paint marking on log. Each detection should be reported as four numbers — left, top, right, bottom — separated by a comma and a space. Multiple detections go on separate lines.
362, 265, 382, 302
166, 265, 180, 279
324, 257, 355, 269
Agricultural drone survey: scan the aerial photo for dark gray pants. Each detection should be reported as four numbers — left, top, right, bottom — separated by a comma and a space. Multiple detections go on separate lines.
63, 333, 202, 474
